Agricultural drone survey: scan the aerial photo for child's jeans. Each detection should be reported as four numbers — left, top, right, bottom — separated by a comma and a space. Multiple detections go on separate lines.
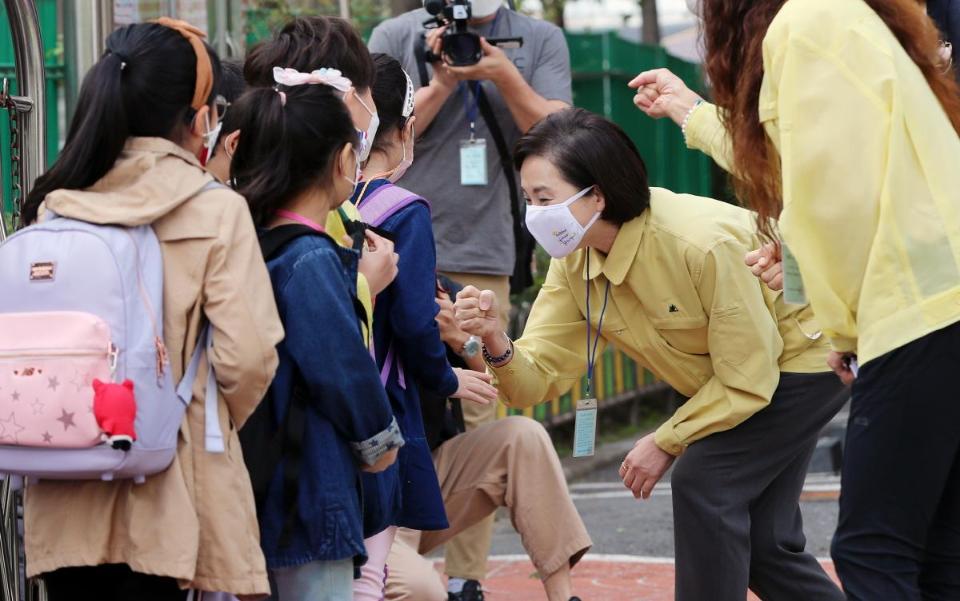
270, 558, 355, 601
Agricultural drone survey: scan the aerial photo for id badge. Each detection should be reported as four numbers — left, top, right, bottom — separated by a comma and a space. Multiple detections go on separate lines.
460, 138, 488, 186
781, 244, 808, 305
573, 398, 598, 458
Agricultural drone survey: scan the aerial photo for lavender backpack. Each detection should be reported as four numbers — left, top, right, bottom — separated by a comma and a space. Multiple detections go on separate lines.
0, 182, 225, 483
356, 183, 431, 388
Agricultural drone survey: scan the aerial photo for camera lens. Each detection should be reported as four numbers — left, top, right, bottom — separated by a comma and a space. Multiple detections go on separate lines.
444, 32, 483, 66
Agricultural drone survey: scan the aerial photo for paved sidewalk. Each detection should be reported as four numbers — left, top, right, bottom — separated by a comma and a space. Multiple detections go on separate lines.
433, 555, 840, 600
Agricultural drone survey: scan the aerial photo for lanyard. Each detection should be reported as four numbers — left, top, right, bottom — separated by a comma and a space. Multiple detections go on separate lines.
460, 82, 481, 139
459, 8, 503, 139
585, 250, 611, 398
276, 209, 326, 233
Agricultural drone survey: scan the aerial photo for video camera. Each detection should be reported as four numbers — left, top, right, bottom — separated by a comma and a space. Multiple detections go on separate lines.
422, 0, 523, 67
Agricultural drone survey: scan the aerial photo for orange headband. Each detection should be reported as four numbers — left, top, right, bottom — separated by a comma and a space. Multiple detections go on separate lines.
153, 17, 213, 111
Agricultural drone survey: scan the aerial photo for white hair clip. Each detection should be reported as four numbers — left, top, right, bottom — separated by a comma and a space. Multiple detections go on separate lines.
272, 66, 353, 92
401, 69, 415, 119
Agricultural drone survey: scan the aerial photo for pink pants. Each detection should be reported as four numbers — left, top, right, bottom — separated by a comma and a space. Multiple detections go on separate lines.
353, 526, 397, 601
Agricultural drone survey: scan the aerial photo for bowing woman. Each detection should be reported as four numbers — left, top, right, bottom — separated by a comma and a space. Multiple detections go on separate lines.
454, 108, 845, 601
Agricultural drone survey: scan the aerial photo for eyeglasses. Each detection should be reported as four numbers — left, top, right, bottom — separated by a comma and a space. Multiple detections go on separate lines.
214, 94, 230, 123
939, 41, 954, 74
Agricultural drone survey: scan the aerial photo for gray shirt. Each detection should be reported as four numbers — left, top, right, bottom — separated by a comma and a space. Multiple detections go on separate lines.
369, 8, 572, 276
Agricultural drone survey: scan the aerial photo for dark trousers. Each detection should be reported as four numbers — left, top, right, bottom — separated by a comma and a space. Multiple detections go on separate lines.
832, 321, 960, 600
44, 564, 188, 601
672, 372, 847, 601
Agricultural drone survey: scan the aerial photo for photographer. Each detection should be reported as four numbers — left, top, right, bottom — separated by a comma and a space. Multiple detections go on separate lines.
368, 3, 571, 597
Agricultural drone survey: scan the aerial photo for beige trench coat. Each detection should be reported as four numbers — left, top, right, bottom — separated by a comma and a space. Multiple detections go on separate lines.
23, 137, 284, 596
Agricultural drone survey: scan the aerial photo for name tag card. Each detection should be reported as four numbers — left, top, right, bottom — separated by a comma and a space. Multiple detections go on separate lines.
460, 138, 488, 186
573, 398, 598, 458
782, 244, 808, 305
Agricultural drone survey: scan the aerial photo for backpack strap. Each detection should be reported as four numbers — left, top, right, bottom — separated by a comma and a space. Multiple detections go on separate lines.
357, 184, 423, 390
380, 341, 407, 390
260, 225, 370, 337
259, 224, 327, 261
172, 182, 234, 454
176, 324, 223, 453
356, 183, 430, 228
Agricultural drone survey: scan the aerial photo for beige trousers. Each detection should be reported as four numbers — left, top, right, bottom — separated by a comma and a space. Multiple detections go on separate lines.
437, 271, 511, 579
384, 417, 592, 600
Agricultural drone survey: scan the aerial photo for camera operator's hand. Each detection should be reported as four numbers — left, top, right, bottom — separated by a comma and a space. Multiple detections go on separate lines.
628, 68, 703, 127
426, 26, 459, 90
446, 38, 519, 88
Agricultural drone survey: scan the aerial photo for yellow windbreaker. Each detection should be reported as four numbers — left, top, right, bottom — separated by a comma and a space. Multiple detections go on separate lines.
491, 189, 830, 456
687, 0, 960, 364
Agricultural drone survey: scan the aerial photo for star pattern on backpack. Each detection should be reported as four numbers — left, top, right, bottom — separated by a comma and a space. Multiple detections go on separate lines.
31, 397, 45, 416
0, 412, 26, 444
56, 408, 77, 431
70, 368, 94, 393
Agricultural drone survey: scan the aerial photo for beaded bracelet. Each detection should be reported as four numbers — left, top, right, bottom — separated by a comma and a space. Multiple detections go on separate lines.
680, 98, 705, 140
482, 333, 514, 366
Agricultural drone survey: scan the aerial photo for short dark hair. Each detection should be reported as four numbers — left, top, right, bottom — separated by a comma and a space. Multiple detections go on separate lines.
513, 108, 650, 225
230, 84, 355, 227
216, 59, 246, 151
219, 59, 246, 104
370, 53, 412, 154
244, 16, 374, 90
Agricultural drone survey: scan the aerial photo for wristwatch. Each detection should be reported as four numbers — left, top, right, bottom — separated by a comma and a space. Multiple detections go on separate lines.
460, 335, 482, 358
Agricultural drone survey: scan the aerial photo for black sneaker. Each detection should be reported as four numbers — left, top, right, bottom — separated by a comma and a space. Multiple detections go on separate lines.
448, 580, 484, 601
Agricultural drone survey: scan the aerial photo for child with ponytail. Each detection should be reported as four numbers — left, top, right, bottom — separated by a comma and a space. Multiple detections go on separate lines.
230, 71, 403, 600
20, 20, 283, 600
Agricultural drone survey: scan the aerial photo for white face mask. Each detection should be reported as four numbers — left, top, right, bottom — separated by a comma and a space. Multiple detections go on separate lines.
388, 126, 415, 183
470, 0, 503, 18
685, 0, 701, 17
354, 94, 380, 162
525, 186, 600, 259
201, 114, 222, 166
343, 150, 362, 192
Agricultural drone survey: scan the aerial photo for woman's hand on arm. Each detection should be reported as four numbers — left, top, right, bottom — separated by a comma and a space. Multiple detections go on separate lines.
744, 243, 784, 291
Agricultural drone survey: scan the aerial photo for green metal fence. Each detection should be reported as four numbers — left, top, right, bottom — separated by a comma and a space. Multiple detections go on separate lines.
568, 32, 711, 196
0, 0, 62, 218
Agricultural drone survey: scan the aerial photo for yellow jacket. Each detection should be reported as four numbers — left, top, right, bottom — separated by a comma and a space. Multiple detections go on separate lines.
688, 0, 960, 364
327, 201, 374, 342
492, 189, 830, 455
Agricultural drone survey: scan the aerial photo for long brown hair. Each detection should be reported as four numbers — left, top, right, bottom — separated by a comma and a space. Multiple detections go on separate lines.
703, 0, 960, 240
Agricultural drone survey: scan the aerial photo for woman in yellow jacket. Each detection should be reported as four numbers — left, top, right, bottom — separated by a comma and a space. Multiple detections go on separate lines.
632, 0, 960, 598
455, 108, 845, 601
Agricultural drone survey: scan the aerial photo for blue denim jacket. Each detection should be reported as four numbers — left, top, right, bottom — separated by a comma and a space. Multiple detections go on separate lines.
259, 231, 403, 568
353, 180, 457, 536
